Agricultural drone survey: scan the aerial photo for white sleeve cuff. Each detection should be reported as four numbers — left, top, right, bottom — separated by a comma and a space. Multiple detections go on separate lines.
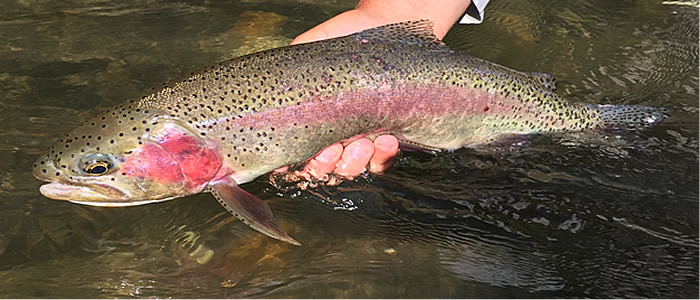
459, 0, 490, 24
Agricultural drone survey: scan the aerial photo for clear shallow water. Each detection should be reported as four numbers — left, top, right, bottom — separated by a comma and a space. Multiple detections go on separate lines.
0, 0, 698, 298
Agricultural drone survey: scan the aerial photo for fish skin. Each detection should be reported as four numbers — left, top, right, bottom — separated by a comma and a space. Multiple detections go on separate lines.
32, 20, 667, 243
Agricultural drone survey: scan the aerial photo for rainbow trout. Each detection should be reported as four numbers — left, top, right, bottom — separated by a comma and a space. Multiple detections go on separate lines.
32, 21, 667, 245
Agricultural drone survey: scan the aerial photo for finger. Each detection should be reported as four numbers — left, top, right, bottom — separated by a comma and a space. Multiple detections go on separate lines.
369, 135, 399, 173
272, 165, 290, 175
304, 143, 343, 179
334, 138, 374, 178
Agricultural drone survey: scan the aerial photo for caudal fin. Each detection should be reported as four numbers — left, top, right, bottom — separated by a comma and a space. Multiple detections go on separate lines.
589, 104, 669, 130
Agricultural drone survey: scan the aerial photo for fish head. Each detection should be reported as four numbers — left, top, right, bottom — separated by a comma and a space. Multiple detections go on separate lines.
33, 107, 224, 207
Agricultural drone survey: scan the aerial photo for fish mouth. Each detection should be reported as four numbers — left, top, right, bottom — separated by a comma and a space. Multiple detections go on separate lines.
39, 182, 174, 207
39, 181, 130, 204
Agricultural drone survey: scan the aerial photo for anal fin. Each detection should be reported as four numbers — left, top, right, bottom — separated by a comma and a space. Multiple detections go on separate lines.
211, 177, 300, 246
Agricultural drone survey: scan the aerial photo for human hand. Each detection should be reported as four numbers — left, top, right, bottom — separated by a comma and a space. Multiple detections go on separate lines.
270, 134, 399, 188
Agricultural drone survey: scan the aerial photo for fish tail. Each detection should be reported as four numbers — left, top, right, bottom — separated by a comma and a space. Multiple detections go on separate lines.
587, 104, 669, 129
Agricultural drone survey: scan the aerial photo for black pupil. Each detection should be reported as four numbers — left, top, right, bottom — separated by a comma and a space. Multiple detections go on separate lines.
88, 165, 107, 174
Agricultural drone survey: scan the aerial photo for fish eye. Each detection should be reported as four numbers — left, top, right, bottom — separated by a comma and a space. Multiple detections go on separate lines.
78, 153, 116, 176
84, 161, 110, 175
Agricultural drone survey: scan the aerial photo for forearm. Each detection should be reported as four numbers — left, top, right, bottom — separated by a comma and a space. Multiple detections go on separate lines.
291, 0, 471, 44
355, 0, 471, 39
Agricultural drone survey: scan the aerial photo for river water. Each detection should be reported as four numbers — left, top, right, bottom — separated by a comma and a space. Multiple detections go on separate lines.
0, 0, 697, 298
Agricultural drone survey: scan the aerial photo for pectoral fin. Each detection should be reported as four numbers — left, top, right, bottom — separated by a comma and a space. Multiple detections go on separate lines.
210, 177, 300, 246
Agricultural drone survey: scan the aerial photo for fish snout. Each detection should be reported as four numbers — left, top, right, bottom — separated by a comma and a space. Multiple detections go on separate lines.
32, 154, 58, 182
33, 153, 131, 202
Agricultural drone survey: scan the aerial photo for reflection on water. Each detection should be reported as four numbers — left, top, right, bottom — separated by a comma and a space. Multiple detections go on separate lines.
0, 0, 697, 298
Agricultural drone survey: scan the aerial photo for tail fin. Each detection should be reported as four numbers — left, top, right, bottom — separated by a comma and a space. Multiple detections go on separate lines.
589, 104, 669, 130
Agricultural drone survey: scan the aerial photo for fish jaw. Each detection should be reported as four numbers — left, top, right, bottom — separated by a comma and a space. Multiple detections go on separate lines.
39, 181, 129, 202
39, 181, 173, 207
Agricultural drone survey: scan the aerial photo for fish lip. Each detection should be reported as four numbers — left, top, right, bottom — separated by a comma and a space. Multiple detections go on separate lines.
39, 181, 129, 202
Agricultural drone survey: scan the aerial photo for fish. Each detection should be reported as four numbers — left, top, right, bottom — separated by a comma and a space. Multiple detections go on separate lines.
32, 20, 668, 245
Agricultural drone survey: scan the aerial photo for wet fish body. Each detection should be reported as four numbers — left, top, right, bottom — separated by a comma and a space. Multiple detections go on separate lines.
32, 21, 667, 245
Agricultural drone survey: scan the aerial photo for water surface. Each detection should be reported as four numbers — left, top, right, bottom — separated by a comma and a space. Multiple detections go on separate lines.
0, 0, 698, 298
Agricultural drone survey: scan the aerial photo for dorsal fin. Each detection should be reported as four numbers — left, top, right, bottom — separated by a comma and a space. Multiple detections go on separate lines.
527, 72, 557, 91
352, 20, 446, 47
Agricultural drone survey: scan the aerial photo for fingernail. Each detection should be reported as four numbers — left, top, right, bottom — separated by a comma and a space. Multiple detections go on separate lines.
375, 136, 398, 151
350, 143, 371, 159
316, 146, 340, 163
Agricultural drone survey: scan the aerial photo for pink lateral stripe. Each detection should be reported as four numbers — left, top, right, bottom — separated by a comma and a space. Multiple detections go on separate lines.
208, 83, 505, 130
